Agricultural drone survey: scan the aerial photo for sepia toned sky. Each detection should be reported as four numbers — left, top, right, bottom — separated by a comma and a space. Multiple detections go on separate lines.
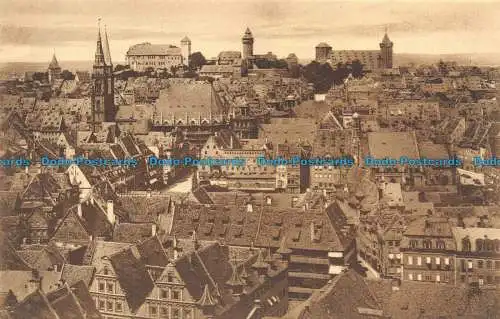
1, 0, 500, 63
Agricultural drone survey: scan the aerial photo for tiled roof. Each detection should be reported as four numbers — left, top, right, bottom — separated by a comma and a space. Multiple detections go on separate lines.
16, 246, 65, 271
170, 199, 350, 252
126, 43, 181, 56
117, 196, 171, 223
69, 281, 102, 319
259, 118, 318, 145
10, 289, 59, 319
60, 264, 95, 287
367, 131, 419, 159
292, 269, 382, 319
368, 279, 500, 319
135, 236, 169, 267
112, 223, 153, 243
45, 284, 86, 319
0, 271, 62, 301
0, 235, 32, 271
109, 248, 154, 312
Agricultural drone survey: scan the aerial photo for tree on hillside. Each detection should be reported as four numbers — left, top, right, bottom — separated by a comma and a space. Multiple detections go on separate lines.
114, 64, 130, 72
189, 52, 207, 70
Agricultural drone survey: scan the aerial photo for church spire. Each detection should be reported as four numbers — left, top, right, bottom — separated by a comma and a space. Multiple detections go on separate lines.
103, 24, 113, 66
94, 18, 105, 67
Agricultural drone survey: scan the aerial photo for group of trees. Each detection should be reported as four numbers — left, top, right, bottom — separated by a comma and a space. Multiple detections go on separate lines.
30, 69, 75, 82
301, 60, 365, 93
253, 58, 289, 69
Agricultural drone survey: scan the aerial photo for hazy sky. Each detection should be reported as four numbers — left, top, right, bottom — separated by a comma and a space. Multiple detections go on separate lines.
1, 0, 500, 63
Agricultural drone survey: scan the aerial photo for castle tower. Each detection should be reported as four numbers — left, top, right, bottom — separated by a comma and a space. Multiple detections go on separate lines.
47, 52, 61, 83
242, 27, 254, 60
90, 20, 115, 131
379, 30, 393, 69
315, 43, 332, 63
181, 36, 191, 67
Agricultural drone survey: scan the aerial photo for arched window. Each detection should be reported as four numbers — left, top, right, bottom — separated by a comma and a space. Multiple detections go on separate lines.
423, 240, 432, 249
476, 239, 484, 252
462, 237, 471, 252
436, 240, 446, 250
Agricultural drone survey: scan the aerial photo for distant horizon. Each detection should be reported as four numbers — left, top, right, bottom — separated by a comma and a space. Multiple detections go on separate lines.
2, 0, 500, 63
2, 51, 500, 68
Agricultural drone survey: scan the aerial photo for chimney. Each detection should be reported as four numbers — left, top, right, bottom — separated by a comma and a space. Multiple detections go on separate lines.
106, 200, 115, 225
151, 224, 157, 236
77, 203, 82, 218
247, 203, 253, 213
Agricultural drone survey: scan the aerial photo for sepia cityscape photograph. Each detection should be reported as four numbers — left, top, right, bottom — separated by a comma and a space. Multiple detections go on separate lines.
0, 0, 499, 318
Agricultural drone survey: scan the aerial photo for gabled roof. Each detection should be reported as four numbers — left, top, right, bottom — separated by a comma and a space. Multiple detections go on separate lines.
109, 248, 154, 313
45, 284, 86, 319
135, 236, 169, 267
69, 281, 102, 319
16, 246, 65, 271
11, 289, 59, 319
113, 223, 153, 244
290, 270, 382, 319
0, 235, 32, 271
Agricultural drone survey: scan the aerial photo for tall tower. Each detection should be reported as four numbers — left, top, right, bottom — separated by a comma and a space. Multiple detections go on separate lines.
47, 52, 61, 83
242, 27, 254, 60
379, 29, 393, 69
180, 36, 191, 67
91, 20, 115, 131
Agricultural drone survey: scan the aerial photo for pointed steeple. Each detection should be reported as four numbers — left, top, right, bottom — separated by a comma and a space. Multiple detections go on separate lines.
94, 18, 106, 67
103, 25, 113, 66
198, 284, 217, 307
226, 262, 245, 294
243, 27, 253, 40
48, 52, 60, 70
252, 249, 269, 277
381, 27, 392, 45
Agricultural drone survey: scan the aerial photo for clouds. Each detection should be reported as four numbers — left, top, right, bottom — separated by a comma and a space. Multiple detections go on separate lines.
1, 0, 500, 62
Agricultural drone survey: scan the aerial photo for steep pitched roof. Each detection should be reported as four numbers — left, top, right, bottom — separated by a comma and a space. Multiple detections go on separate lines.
11, 289, 59, 319
291, 270, 382, 319
68, 281, 102, 319
135, 236, 169, 267
109, 248, 154, 313
0, 235, 32, 271
60, 264, 95, 287
45, 284, 86, 319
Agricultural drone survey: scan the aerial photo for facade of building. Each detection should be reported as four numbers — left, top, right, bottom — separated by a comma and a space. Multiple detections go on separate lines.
452, 227, 500, 288
126, 42, 185, 72
401, 216, 457, 285
315, 32, 394, 70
